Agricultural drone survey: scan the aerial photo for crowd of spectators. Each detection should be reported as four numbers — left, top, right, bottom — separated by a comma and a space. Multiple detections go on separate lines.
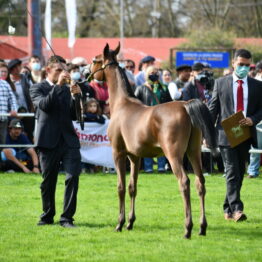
0, 52, 261, 176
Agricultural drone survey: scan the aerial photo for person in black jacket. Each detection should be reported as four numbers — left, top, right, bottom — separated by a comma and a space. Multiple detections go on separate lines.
30, 55, 82, 228
135, 66, 172, 106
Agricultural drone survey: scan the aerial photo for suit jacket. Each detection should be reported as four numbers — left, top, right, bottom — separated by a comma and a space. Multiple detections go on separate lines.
30, 80, 80, 149
209, 75, 262, 147
182, 80, 200, 101
19, 73, 34, 112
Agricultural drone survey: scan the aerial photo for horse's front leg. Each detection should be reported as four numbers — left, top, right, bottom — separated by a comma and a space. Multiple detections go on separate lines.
126, 155, 140, 230
114, 150, 127, 232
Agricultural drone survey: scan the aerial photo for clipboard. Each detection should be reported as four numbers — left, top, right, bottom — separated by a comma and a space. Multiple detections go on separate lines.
221, 111, 251, 148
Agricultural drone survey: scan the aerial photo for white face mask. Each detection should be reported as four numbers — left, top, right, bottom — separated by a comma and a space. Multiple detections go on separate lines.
71, 71, 81, 81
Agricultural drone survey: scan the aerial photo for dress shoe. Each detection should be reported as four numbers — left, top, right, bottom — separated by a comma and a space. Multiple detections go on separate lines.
224, 213, 233, 220
233, 211, 247, 222
37, 220, 54, 226
60, 222, 76, 228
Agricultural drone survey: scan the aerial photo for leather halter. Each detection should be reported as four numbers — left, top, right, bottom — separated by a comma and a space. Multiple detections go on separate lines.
87, 60, 118, 82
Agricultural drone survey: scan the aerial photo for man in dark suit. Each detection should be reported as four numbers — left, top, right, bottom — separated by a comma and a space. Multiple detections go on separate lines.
209, 49, 262, 222
30, 55, 82, 228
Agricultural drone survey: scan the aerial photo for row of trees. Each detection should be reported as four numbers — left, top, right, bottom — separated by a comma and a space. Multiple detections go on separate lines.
1, 0, 262, 38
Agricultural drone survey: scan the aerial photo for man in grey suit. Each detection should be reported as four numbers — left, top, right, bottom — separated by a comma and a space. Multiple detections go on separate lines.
30, 55, 82, 228
209, 49, 262, 222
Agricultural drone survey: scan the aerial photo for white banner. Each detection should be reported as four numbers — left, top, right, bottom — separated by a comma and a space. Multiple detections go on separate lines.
73, 120, 115, 168
44, 0, 52, 50
65, 0, 77, 48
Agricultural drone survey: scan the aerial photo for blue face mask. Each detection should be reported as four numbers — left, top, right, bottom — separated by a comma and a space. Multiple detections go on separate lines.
118, 62, 126, 69
32, 62, 41, 71
235, 65, 250, 79
71, 72, 81, 81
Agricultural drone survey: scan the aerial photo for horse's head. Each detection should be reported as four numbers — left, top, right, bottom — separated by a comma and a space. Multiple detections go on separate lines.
90, 54, 104, 81
103, 43, 120, 64
90, 43, 120, 81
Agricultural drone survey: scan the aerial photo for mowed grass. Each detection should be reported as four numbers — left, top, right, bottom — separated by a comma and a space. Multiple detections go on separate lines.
0, 171, 262, 262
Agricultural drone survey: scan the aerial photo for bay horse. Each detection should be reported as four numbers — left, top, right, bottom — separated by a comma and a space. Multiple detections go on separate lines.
91, 43, 217, 238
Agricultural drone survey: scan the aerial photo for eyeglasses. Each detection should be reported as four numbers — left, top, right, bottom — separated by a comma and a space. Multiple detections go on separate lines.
126, 66, 134, 69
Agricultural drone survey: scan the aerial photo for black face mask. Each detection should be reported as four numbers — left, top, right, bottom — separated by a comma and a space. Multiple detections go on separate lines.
148, 74, 159, 82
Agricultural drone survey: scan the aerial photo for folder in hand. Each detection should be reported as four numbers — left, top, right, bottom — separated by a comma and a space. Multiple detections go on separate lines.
221, 111, 251, 148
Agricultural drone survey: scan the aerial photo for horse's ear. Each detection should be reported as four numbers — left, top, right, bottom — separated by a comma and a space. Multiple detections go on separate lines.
114, 42, 121, 56
103, 43, 110, 59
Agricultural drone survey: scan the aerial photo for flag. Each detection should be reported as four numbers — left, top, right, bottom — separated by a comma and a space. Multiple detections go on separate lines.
44, 0, 52, 50
65, 0, 77, 48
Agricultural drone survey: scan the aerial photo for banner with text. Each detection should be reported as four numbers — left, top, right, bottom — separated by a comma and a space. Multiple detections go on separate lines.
73, 121, 115, 168
176, 51, 229, 68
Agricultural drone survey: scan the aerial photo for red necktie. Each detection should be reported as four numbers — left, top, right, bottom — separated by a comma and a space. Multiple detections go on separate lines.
237, 80, 244, 112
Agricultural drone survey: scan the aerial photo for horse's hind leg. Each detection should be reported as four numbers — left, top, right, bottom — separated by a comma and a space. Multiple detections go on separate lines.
114, 150, 127, 232
166, 153, 193, 239
126, 155, 140, 230
187, 129, 207, 236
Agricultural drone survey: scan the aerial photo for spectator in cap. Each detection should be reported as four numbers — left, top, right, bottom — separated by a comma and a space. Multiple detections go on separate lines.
135, 55, 155, 86
181, 62, 207, 102
175, 64, 192, 90
1, 118, 40, 173
8, 58, 35, 142
181, 62, 216, 173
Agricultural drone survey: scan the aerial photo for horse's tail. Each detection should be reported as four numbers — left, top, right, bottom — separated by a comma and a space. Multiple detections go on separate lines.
184, 99, 217, 155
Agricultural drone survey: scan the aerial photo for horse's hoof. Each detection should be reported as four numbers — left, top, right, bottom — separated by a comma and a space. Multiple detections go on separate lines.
199, 230, 206, 236
184, 233, 191, 239
115, 225, 122, 232
126, 223, 133, 230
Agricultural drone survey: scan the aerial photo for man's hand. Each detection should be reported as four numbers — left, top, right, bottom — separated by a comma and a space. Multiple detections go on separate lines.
57, 70, 70, 86
9, 111, 17, 117
70, 84, 82, 96
22, 166, 31, 173
32, 167, 40, 174
239, 117, 253, 127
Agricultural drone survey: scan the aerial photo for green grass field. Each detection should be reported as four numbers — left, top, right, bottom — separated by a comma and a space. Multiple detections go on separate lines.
0, 171, 262, 262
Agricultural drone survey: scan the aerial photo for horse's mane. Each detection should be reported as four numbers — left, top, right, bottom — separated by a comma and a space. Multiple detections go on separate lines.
117, 65, 136, 98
